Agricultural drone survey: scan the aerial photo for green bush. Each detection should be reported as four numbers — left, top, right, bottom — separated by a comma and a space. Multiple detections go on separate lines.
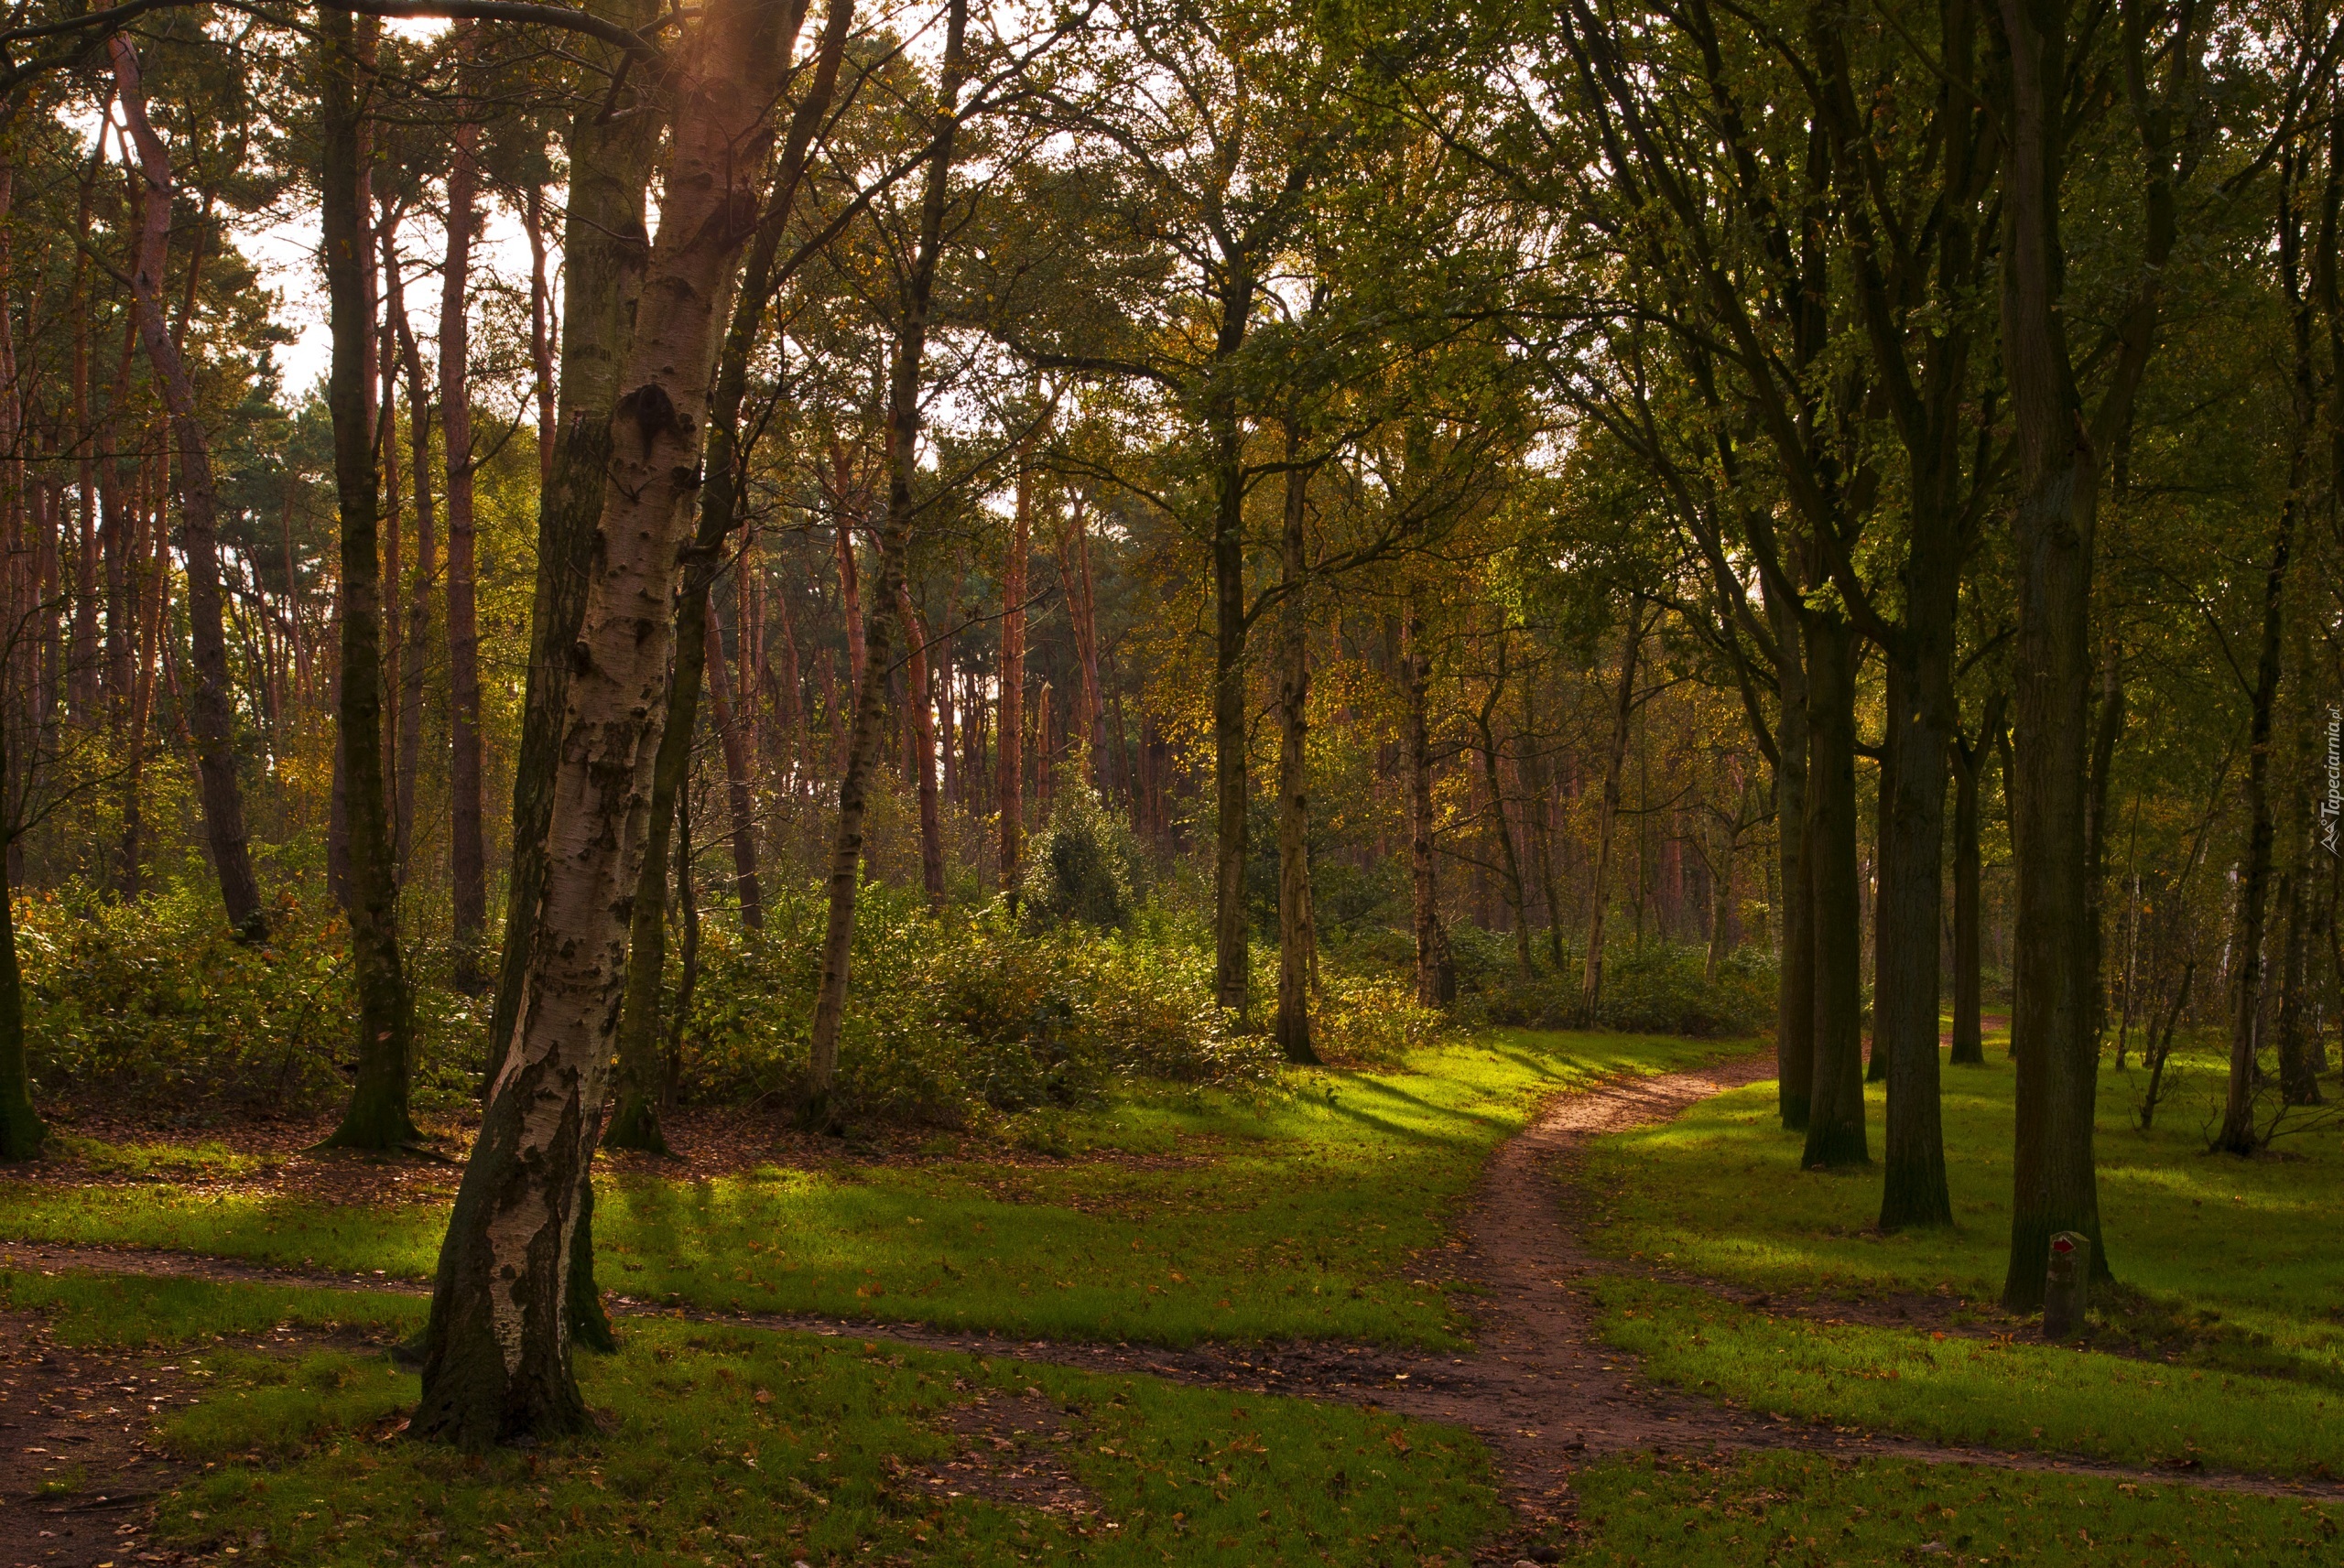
16, 882, 482, 1118
680, 885, 1275, 1125
1314, 971, 1460, 1065
1593, 945, 1774, 1036
1018, 771, 1145, 931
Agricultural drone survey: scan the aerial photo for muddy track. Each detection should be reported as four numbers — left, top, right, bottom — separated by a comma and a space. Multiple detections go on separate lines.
5, 1054, 2338, 1566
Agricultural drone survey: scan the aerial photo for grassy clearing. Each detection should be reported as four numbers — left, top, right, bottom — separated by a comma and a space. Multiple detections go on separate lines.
1584, 1042, 2344, 1476
11, 1269, 1502, 1568
0, 1267, 422, 1346
1557, 1450, 2342, 1566
1594, 1277, 2344, 1476
0, 1030, 1742, 1346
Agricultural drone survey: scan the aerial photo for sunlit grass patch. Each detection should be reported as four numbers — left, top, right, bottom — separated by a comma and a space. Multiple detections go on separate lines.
1592, 1277, 2344, 1477
1585, 1044, 2344, 1475
3, 1031, 1748, 1347
155, 1316, 1502, 1567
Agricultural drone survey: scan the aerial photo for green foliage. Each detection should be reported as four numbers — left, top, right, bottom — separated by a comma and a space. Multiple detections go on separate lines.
1459, 941, 1775, 1038
685, 884, 1274, 1122
1019, 770, 1145, 931
15, 883, 482, 1116
1313, 970, 1460, 1065
151, 1315, 1502, 1567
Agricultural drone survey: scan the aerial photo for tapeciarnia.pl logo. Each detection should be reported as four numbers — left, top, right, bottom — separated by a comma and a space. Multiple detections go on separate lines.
2325, 706, 2341, 856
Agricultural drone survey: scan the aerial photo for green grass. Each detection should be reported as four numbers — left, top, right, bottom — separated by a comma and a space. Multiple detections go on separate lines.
47, 1131, 283, 1178
0, 1268, 422, 1346
1584, 1044, 2344, 1476
0, 1031, 1743, 1346
1594, 1276, 2344, 1476
141, 1299, 1502, 1566
1558, 1449, 2342, 1565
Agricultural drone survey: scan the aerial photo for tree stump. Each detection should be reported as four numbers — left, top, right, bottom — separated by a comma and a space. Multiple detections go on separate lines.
2043, 1230, 2090, 1339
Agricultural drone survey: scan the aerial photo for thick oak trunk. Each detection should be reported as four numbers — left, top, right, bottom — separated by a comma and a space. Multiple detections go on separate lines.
1801, 610, 1868, 1170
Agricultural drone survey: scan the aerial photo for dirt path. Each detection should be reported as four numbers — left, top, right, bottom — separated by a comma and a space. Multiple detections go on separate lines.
5, 1054, 2338, 1567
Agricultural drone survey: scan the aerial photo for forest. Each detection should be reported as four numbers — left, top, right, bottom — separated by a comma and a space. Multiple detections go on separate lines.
0, 0, 2336, 1563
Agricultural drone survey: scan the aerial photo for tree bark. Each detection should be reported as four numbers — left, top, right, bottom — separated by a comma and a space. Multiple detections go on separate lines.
387, 226, 437, 891
1767, 588, 1815, 1129
484, 0, 664, 1094
803, 0, 970, 1119
1948, 694, 2005, 1066
998, 458, 1030, 895
1210, 352, 1253, 1023
316, 13, 417, 1152
411, 0, 802, 1446
1801, 608, 1868, 1169
1274, 447, 1317, 1063
1581, 598, 1644, 1022
902, 589, 946, 908
1404, 588, 1452, 1005
108, 37, 266, 937
443, 32, 489, 988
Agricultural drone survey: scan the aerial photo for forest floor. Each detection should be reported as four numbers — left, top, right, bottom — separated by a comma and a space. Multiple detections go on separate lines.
0, 1031, 2339, 1566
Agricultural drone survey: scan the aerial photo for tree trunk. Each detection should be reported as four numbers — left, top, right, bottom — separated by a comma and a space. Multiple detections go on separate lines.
1404, 588, 1452, 1005
1210, 375, 1253, 1023
1474, 655, 1535, 982
1801, 609, 1868, 1170
522, 185, 558, 489
1768, 589, 1815, 1129
705, 605, 765, 927
316, 12, 416, 1152
388, 229, 437, 892
1876, 637, 1953, 1227
412, 0, 802, 1445
108, 37, 265, 937
803, 0, 969, 1118
443, 36, 489, 988
1948, 701, 2002, 1066
902, 590, 946, 908
1274, 448, 1318, 1063
484, 0, 664, 1095
1582, 599, 1644, 1022
998, 459, 1029, 895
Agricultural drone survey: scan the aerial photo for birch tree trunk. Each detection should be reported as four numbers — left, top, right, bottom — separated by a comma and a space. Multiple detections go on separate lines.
485, 0, 664, 1094
413, 0, 802, 1444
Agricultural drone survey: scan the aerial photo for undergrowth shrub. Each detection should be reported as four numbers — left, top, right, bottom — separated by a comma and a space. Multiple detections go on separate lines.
1018, 773, 1145, 931
680, 885, 1275, 1124
16, 882, 482, 1117
1314, 971, 1460, 1065
1456, 940, 1773, 1038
